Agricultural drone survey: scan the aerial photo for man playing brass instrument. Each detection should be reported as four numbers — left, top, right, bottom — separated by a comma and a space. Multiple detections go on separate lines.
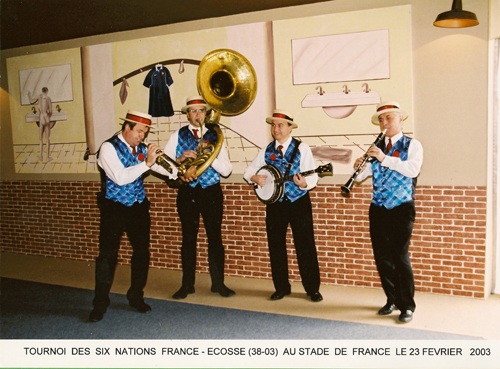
353, 101, 423, 323
163, 96, 235, 299
90, 110, 178, 322
244, 109, 322, 302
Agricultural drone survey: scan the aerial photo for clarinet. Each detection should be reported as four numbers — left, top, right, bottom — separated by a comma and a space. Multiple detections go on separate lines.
340, 129, 387, 194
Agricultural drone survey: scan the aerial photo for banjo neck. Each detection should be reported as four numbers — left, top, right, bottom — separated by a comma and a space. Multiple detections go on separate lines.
274, 163, 332, 184
275, 169, 316, 184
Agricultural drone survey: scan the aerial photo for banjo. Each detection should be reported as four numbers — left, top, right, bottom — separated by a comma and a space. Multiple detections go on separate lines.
253, 163, 333, 204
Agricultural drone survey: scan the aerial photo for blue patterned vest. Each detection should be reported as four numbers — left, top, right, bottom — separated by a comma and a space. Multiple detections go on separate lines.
264, 138, 307, 203
102, 135, 147, 206
176, 125, 220, 188
371, 135, 416, 209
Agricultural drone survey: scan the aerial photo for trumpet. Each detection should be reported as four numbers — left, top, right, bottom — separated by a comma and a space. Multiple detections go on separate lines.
341, 129, 387, 194
144, 142, 184, 175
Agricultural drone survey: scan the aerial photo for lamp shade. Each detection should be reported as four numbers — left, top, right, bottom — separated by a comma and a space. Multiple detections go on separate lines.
433, 0, 479, 28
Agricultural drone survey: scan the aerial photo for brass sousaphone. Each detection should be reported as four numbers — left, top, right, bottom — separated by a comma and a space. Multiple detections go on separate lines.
156, 49, 257, 183
189, 49, 257, 178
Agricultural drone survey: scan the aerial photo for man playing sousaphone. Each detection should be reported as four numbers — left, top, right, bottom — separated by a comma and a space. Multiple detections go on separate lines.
163, 95, 235, 300
244, 109, 322, 302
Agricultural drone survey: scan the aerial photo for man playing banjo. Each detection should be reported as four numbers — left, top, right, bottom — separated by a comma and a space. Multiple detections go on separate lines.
244, 109, 322, 302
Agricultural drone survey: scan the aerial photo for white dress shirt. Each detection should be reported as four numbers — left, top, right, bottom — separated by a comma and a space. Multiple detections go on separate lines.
163, 124, 232, 177
98, 133, 177, 186
355, 132, 423, 182
243, 136, 318, 191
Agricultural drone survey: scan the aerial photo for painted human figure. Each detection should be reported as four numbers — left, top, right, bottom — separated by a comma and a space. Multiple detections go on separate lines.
28, 87, 53, 162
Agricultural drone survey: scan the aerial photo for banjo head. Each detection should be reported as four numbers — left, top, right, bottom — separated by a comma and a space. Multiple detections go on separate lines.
254, 165, 284, 204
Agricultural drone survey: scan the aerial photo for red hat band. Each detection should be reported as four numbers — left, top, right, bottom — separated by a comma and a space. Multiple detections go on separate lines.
126, 113, 151, 126
273, 113, 293, 122
377, 105, 399, 113
187, 99, 206, 106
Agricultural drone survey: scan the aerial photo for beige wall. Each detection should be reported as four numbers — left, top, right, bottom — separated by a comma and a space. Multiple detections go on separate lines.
0, 0, 491, 186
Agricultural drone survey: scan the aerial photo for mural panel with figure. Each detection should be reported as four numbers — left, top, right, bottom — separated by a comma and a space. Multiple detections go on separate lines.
6, 5, 411, 177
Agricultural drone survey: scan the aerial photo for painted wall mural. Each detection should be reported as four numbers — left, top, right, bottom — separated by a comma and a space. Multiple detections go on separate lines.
19, 64, 73, 106
6, 5, 412, 177
291, 29, 390, 85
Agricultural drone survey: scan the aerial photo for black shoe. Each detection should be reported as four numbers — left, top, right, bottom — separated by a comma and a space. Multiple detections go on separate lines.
309, 292, 323, 302
399, 310, 413, 323
378, 303, 397, 315
129, 300, 152, 313
172, 285, 195, 300
89, 309, 104, 322
211, 285, 235, 297
270, 290, 291, 300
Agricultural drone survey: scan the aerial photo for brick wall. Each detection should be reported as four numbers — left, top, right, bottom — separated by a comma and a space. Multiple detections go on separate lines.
0, 181, 487, 298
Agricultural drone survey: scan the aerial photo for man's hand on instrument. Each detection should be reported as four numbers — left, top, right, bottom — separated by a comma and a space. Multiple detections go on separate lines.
366, 146, 386, 162
353, 157, 367, 172
251, 174, 267, 187
176, 150, 197, 164
293, 173, 307, 188
197, 141, 211, 154
146, 144, 161, 167
180, 165, 198, 183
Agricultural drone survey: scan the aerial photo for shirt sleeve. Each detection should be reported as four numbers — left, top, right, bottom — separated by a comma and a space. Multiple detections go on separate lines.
163, 130, 179, 158
210, 142, 232, 177
143, 69, 153, 88
243, 148, 267, 184
298, 142, 318, 190
98, 142, 150, 186
150, 162, 178, 179
381, 139, 423, 178
354, 138, 423, 182
353, 160, 373, 182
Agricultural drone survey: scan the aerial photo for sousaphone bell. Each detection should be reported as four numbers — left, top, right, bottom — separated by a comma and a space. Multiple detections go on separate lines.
170, 49, 258, 184
158, 49, 257, 185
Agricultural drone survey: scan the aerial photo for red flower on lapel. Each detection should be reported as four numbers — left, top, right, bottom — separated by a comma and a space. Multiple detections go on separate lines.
138, 153, 145, 161
392, 151, 400, 158
270, 154, 277, 161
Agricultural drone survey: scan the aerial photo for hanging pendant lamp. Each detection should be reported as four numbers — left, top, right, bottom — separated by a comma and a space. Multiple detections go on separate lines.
433, 0, 479, 28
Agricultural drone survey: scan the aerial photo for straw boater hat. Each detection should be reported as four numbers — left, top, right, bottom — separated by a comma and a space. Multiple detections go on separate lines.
181, 95, 212, 113
120, 110, 155, 132
371, 101, 409, 124
265, 109, 298, 129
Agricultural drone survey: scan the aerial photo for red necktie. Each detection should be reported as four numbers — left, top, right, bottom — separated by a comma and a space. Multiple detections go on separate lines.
385, 138, 392, 154
193, 129, 199, 139
132, 147, 136, 156
278, 145, 284, 157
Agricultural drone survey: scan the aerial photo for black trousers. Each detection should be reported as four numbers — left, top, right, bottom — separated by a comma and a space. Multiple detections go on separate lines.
265, 192, 320, 294
369, 201, 416, 312
176, 183, 226, 289
93, 198, 151, 312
